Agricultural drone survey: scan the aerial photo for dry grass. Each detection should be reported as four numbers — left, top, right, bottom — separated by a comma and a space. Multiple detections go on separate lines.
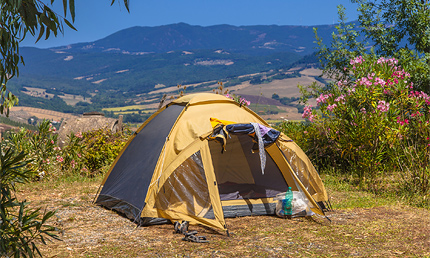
233, 77, 323, 99
299, 68, 323, 77
59, 94, 91, 106
10, 106, 77, 121
14, 176, 430, 258
22, 87, 91, 106
260, 106, 304, 121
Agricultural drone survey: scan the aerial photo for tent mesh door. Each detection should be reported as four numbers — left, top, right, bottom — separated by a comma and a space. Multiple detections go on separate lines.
209, 135, 288, 201
154, 151, 212, 218
278, 144, 317, 196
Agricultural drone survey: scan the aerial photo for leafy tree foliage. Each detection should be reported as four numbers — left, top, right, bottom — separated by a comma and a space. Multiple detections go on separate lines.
353, 0, 430, 55
315, 2, 430, 92
0, 0, 129, 114
352, 0, 430, 92
314, 5, 367, 83
0, 2, 129, 256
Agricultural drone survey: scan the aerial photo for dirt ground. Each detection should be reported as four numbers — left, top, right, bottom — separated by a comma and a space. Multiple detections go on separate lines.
16, 179, 430, 258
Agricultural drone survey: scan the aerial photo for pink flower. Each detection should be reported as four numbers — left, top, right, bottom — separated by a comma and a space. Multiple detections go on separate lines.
75, 132, 83, 139
56, 156, 64, 162
347, 88, 356, 94
302, 105, 315, 122
350, 56, 365, 65
335, 95, 346, 104
51, 140, 54, 144
374, 77, 385, 86
337, 80, 347, 87
377, 100, 390, 112
327, 104, 337, 112
358, 77, 372, 87
238, 97, 250, 106
397, 117, 409, 126
316, 94, 329, 105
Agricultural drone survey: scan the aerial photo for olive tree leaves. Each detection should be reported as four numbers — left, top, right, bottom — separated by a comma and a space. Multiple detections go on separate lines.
0, 0, 129, 115
316, 1, 430, 93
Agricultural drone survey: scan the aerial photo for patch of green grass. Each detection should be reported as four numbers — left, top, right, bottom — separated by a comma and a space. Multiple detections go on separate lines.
321, 171, 404, 209
59, 201, 81, 207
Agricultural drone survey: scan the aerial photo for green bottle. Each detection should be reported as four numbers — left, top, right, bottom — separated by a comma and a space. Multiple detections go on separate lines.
283, 187, 293, 219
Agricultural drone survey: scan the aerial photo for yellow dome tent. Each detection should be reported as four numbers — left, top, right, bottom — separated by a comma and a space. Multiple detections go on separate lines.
95, 93, 328, 232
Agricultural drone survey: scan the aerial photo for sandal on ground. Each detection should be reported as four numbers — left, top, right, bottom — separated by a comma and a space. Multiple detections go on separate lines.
184, 230, 198, 236
173, 221, 189, 234
182, 234, 209, 243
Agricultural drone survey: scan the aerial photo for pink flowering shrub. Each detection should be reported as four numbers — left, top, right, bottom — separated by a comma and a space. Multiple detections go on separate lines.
6, 120, 60, 177
60, 128, 130, 176
79, 128, 130, 175
225, 93, 251, 106
4, 119, 131, 179
282, 55, 430, 191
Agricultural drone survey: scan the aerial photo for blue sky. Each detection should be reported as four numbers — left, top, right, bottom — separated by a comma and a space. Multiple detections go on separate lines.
21, 0, 359, 48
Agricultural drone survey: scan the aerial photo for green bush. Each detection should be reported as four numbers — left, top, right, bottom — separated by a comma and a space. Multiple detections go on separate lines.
4, 120, 131, 179
80, 128, 130, 176
281, 54, 430, 194
5, 120, 60, 178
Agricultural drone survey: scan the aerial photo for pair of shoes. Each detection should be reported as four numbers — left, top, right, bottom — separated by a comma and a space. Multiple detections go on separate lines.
182, 231, 209, 243
173, 221, 189, 234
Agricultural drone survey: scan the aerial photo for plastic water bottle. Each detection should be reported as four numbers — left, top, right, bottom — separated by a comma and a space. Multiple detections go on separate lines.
283, 187, 293, 219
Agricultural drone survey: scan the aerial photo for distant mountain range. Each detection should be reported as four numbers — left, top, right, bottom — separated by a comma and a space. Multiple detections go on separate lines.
50, 22, 337, 56
9, 22, 340, 112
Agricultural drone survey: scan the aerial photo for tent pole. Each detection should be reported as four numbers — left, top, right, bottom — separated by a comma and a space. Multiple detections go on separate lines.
92, 184, 102, 204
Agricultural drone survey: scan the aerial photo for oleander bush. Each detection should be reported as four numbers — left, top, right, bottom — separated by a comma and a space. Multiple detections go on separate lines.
279, 54, 430, 195
3, 120, 131, 179
80, 128, 130, 176
0, 146, 60, 257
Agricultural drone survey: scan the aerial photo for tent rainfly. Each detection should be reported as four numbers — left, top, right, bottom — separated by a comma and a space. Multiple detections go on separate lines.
95, 93, 328, 232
